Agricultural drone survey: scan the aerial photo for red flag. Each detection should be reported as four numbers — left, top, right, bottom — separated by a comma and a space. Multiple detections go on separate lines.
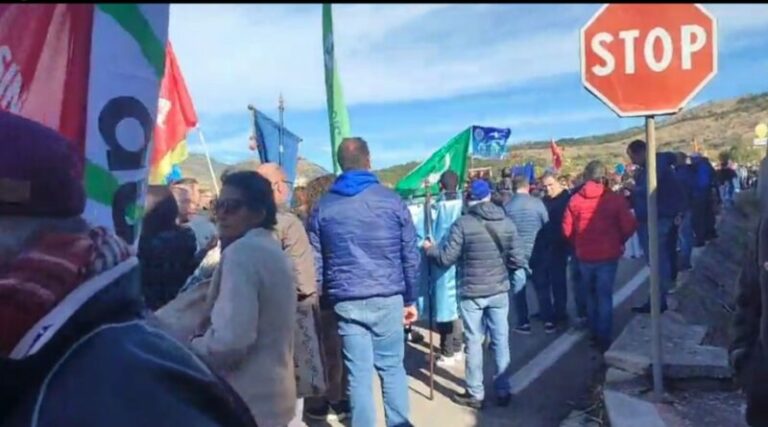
550, 139, 563, 171
149, 42, 198, 184
0, 5, 93, 156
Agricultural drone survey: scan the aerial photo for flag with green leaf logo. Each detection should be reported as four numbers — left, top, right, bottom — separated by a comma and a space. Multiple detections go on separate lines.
395, 127, 471, 199
322, 3, 352, 174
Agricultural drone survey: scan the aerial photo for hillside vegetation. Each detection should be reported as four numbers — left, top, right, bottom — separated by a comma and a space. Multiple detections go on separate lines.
376, 92, 768, 185
182, 92, 768, 189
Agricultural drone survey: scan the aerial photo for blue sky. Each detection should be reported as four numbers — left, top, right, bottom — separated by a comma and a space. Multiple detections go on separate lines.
170, 4, 768, 171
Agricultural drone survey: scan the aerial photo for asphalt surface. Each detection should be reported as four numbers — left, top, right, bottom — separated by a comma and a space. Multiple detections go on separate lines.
306, 258, 648, 427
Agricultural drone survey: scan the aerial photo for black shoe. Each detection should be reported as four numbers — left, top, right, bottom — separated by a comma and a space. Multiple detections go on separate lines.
631, 303, 668, 314
328, 400, 350, 421
451, 391, 484, 409
408, 330, 425, 345
497, 393, 512, 407
305, 402, 331, 421
513, 324, 532, 335
544, 322, 557, 334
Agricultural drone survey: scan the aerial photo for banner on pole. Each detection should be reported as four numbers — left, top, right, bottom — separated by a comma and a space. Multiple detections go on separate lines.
253, 109, 301, 202
1, 4, 169, 246
470, 126, 510, 159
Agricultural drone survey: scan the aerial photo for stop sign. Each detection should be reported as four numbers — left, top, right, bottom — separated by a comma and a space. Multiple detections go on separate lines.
580, 4, 717, 117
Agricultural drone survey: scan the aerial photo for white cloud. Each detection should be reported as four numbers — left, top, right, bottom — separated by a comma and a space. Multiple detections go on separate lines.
170, 4, 764, 118
169, 4, 581, 115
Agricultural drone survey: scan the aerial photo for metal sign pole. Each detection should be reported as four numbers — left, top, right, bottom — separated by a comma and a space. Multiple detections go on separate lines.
646, 115, 664, 399
278, 93, 285, 167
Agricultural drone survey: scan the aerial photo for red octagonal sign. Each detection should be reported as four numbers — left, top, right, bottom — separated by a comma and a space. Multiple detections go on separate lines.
581, 4, 717, 117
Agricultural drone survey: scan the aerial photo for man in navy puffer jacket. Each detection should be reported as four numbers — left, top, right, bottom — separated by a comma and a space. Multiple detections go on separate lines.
308, 137, 420, 427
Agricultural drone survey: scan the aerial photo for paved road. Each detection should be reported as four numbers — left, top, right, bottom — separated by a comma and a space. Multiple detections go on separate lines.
306, 258, 648, 427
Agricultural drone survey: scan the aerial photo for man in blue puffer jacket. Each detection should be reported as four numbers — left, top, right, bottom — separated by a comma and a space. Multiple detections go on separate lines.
308, 137, 420, 427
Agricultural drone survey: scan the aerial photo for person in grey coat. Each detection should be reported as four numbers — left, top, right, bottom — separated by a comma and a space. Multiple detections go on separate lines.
423, 180, 524, 409
503, 175, 549, 334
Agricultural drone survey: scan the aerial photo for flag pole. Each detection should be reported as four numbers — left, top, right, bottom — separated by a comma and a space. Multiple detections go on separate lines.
423, 178, 435, 401
195, 127, 220, 196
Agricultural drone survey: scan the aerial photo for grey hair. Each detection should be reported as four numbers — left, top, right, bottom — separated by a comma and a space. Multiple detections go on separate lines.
0, 216, 89, 261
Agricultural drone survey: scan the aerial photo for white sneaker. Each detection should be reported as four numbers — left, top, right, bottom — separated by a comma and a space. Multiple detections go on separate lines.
426, 353, 462, 368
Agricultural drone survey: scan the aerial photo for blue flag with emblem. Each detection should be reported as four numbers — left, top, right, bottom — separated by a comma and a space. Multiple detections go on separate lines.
470, 126, 511, 159
252, 109, 301, 202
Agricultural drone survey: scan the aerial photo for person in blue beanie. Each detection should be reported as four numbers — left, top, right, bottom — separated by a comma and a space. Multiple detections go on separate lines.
308, 137, 420, 427
423, 179, 524, 409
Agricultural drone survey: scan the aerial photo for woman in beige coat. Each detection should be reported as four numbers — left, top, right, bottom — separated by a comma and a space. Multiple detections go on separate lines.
190, 171, 297, 427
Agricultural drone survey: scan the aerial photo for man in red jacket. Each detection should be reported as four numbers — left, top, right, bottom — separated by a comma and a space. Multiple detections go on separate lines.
563, 161, 637, 352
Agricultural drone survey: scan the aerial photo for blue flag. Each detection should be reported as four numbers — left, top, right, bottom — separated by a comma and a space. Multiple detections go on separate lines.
512, 162, 536, 183
470, 126, 511, 159
253, 110, 301, 202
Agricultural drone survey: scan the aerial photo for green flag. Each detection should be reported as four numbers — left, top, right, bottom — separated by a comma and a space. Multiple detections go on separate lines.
323, 3, 352, 175
395, 127, 471, 199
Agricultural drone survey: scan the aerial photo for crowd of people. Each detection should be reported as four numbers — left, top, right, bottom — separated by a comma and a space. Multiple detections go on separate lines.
2, 104, 762, 427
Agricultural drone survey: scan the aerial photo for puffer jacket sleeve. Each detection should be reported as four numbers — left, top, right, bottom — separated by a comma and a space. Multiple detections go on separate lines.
398, 200, 421, 306
307, 204, 324, 293
427, 219, 464, 269
503, 220, 525, 270
616, 195, 638, 242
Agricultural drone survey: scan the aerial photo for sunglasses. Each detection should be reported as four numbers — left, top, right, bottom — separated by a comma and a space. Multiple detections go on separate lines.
213, 198, 247, 214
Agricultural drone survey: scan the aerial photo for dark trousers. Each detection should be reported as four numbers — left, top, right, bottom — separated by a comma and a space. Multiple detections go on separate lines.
533, 250, 569, 324
668, 222, 679, 282
570, 257, 586, 318
437, 319, 463, 357
691, 194, 714, 247
741, 344, 768, 427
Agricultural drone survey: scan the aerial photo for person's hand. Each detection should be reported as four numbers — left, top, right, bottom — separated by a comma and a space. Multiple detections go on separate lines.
403, 305, 418, 325
422, 238, 433, 250
674, 214, 683, 226
205, 235, 219, 251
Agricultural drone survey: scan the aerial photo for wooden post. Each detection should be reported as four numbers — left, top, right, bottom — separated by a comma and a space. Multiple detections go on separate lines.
646, 116, 664, 399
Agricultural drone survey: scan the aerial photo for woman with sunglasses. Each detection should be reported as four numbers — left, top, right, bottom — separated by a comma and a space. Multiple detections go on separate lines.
190, 170, 297, 427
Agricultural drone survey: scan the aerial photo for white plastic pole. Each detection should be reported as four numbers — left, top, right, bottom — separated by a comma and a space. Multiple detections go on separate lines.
195, 126, 220, 196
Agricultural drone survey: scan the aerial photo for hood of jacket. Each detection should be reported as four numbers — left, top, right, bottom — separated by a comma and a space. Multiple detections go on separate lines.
468, 201, 506, 221
578, 181, 607, 199
330, 170, 379, 197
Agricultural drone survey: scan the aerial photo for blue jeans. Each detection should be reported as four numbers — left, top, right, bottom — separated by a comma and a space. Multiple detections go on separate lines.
579, 260, 619, 347
678, 211, 693, 269
510, 268, 530, 327
459, 292, 511, 400
334, 295, 411, 427
570, 256, 587, 318
533, 250, 568, 323
637, 218, 673, 308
